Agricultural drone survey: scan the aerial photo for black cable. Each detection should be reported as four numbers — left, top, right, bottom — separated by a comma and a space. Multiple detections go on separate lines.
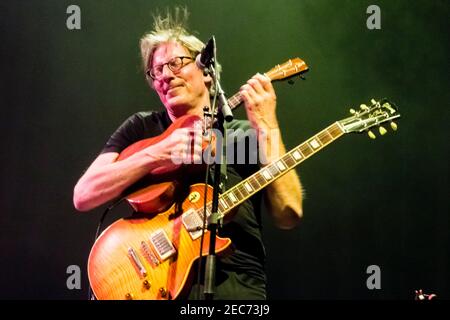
87, 197, 124, 300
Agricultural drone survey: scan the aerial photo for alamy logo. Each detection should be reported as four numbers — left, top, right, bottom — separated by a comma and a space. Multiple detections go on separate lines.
366, 265, 381, 290
366, 5, 381, 30
66, 5, 81, 30
66, 265, 81, 290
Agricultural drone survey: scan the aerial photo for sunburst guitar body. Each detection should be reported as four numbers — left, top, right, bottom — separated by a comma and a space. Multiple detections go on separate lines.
88, 183, 231, 300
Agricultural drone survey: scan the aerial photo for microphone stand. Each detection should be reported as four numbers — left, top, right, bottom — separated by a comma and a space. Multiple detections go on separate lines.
202, 48, 233, 301
210, 65, 234, 122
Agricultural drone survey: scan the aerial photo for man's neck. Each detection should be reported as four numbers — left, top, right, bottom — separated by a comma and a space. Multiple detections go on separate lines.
166, 104, 210, 123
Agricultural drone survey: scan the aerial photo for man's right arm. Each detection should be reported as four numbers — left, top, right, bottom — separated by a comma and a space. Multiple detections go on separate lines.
73, 124, 203, 212
73, 150, 157, 212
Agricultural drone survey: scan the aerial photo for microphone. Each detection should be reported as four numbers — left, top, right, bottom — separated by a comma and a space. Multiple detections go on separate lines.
196, 36, 215, 70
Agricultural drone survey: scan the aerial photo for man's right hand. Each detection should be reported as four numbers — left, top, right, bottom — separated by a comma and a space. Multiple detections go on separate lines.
144, 123, 204, 175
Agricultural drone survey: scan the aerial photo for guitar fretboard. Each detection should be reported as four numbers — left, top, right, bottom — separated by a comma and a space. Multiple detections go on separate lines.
225, 65, 303, 111
195, 122, 345, 219
227, 92, 243, 110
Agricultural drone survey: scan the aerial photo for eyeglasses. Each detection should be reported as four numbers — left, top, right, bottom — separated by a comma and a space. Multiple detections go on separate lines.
146, 56, 194, 80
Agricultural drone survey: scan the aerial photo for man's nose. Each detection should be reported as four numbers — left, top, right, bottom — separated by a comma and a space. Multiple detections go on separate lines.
161, 64, 175, 80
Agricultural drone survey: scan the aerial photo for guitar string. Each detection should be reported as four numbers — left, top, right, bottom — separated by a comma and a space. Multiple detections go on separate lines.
191, 123, 344, 224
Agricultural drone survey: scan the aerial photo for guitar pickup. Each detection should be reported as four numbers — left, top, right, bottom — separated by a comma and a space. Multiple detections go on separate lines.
181, 209, 204, 240
149, 229, 176, 262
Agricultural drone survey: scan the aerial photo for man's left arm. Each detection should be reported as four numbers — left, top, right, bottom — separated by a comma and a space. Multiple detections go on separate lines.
240, 74, 303, 229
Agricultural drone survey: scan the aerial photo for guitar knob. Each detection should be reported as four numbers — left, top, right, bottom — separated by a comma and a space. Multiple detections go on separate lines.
159, 287, 167, 298
379, 126, 387, 135
390, 121, 398, 131
125, 293, 134, 300
349, 108, 356, 115
143, 280, 151, 290
368, 130, 376, 139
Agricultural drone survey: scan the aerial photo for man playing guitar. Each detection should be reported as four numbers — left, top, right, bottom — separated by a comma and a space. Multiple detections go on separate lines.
73, 7, 303, 300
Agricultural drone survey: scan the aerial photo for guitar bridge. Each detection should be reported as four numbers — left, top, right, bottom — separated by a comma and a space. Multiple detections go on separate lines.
127, 247, 147, 278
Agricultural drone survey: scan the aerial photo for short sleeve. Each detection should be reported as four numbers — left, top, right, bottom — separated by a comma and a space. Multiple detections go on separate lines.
100, 113, 147, 154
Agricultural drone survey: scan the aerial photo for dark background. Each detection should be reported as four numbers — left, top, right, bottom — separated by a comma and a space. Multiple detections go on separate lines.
1, 0, 448, 299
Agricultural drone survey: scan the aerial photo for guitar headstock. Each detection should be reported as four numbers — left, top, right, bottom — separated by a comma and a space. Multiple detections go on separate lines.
264, 58, 309, 82
338, 98, 401, 139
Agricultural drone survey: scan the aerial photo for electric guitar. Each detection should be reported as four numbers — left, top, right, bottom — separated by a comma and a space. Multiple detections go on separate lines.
88, 98, 401, 300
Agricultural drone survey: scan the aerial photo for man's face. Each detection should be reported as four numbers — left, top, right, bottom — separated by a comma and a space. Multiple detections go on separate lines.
151, 41, 210, 117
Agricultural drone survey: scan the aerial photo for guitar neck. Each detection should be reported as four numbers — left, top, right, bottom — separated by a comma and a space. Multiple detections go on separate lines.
216, 122, 345, 216
225, 72, 271, 111
227, 92, 244, 111
224, 57, 308, 112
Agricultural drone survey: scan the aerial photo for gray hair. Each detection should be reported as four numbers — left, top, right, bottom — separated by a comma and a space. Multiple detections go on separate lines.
140, 7, 220, 95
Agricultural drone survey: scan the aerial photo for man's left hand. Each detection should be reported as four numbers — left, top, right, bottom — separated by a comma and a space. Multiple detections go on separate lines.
240, 73, 278, 132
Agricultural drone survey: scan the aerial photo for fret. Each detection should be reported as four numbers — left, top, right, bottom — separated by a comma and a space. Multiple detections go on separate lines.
329, 123, 343, 138
236, 184, 249, 199
299, 143, 313, 157
256, 174, 266, 186
308, 137, 322, 150
228, 93, 242, 109
248, 176, 261, 190
317, 129, 333, 145
267, 164, 280, 177
244, 181, 253, 193
222, 194, 233, 208
276, 159, 287, 171
262, 168, 273, 181
218, 202, 225, 213
219, 198, 229, 210
233, 185, 245, 200
291, 149, 303, 161
227, 191, 238, 203
283, 153, 297, 167
219, 186, 247, 210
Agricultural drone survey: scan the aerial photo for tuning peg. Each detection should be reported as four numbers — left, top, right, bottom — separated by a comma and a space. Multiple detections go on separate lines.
349, 108, 356, 115
300, 75, 306, 80
370, 99, 377, 105
368, 130, 376, 139
383, 102, 395, 114
390, 121, 398, 131
360, 104, 369, 111
379, 126, 387, 135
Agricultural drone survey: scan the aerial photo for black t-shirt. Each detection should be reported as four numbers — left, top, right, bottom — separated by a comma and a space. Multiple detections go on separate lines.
101, 110, 266, 284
